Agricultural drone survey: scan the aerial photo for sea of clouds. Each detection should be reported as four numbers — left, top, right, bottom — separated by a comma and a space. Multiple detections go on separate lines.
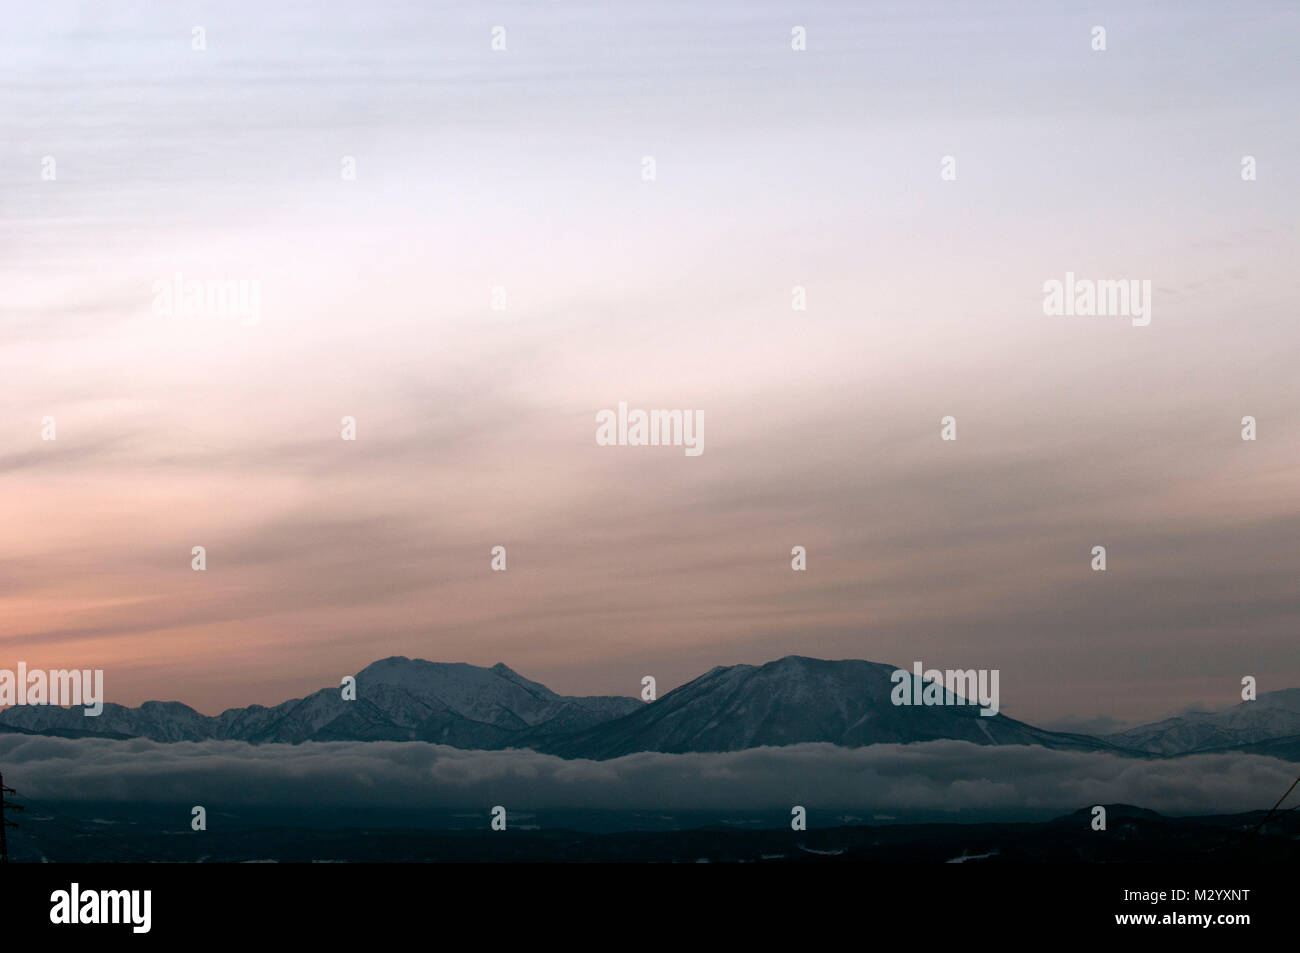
1, 734, 1292, 818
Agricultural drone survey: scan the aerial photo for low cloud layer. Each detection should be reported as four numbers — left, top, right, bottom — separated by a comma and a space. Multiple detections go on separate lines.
2, 735, 1292, 818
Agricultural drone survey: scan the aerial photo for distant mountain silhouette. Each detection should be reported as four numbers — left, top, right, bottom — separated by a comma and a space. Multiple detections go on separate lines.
5, 655, 1297, 761
0, 657, 639, 747
1102, 687, 1300, 756
533, 656, 1121, 758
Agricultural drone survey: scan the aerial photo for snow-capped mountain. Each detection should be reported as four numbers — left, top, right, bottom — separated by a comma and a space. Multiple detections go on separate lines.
8, 654, 1295, 761
0, 657, 640, 746
535, 656, 1121, 759
1101, 688, 1300, 756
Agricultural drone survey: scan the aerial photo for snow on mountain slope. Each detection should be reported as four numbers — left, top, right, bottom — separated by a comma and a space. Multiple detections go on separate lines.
1102, 688, 1300, 755
9, 655, 1292, 761
0, 657, 641, 746
537, 656, 1123, 760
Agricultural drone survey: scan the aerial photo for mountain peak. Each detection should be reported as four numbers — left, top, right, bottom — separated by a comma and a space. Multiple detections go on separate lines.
360, 655, 413, 669
6, 655, 1292, 762
539, 655, 1111, 760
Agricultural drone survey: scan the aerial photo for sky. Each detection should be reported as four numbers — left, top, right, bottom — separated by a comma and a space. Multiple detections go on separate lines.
1, 0, 1298, 725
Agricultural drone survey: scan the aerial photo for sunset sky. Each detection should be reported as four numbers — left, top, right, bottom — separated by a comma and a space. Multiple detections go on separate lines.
2, 0, 1298, 726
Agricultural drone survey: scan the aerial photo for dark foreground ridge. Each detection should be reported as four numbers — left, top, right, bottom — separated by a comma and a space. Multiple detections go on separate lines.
6, 801, 1299, 863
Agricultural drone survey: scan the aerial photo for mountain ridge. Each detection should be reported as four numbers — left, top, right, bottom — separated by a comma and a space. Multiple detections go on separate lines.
1101, 687, 1300, 756
4, 654, 1299, 761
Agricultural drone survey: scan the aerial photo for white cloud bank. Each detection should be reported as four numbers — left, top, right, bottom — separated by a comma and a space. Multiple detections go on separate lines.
1, 735, 1293, 818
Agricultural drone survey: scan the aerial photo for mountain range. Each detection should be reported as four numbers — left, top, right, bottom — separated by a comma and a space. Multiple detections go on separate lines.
1099, 687, 1300, 756
3, 655, 1299, 761
0, 658, 639, 749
